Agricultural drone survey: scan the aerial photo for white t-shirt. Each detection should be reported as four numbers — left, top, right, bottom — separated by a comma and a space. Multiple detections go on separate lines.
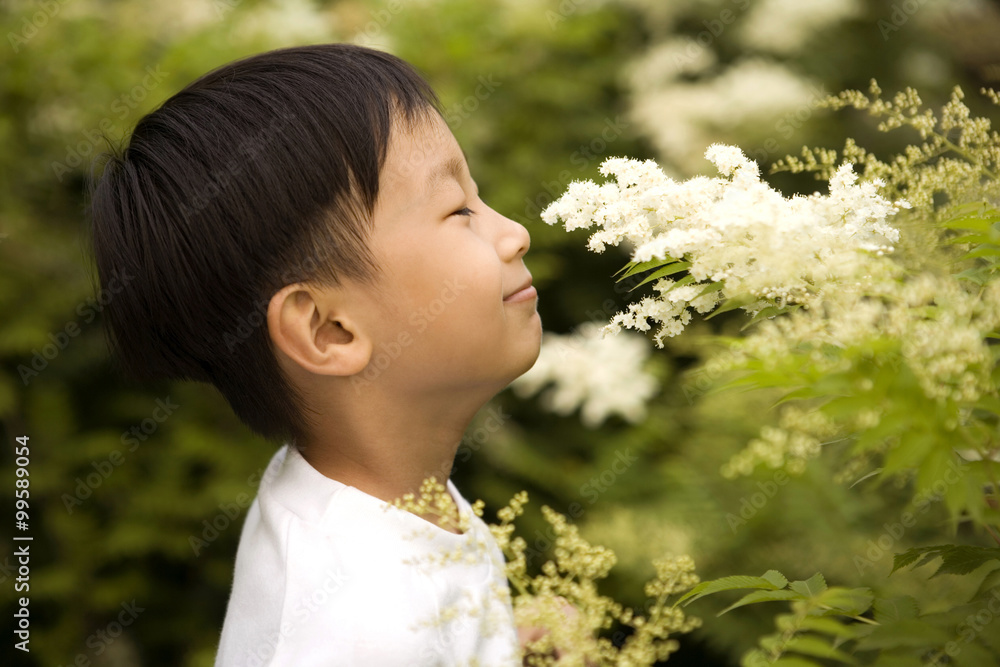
215, 443, 521, 666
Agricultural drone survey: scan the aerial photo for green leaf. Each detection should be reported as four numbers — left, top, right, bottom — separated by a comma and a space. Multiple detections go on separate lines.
672, 273, 697, 290
771, 386, 822, 409
789, 573, 827, 599
872, 596, 919, 624
891, 548, 927, 574
715, 369, 801, 392
693, 280, 725, 299
947, 232, 992, 245
706, 293, 758, 320
959, 245, 1000, 261
770, 658, 823, 667
954, 267, 991, 286
676, 574, 785, 607
763, 570, 789, 589
740, 304, 802, 332
881, 431, 935, 476
631, 261, 691, 289
617, 258, 680, 282
740, 648, 767, 667
853, 619, 951, 650
850, 409, 909, 455
891, 545, 1000, 577
816, 587, 874, 616
798, 616, 861, 638
939, 203, 1000, 232
616, 258, 665, 281
611, 261, 632, 278
915, 447, 955, 500
719, 589, 802, 615
857, 654, 924, 667
971, 565, 1000, 601
927, 547, 1000, 578
783, 636, 856, 664
974, 394, 1000, 415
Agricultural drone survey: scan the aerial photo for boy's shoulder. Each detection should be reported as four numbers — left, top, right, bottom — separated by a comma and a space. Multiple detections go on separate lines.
214, 444, 519, 666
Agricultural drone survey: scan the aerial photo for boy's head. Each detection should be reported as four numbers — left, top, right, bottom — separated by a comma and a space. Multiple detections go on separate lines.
89, 44, 541, 447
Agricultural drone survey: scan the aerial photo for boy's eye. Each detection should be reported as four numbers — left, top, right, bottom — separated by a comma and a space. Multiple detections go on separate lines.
452, 206, 475, 217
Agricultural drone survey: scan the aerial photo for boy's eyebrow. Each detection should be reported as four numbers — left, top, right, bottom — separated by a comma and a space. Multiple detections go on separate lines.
424, 150, 470, 200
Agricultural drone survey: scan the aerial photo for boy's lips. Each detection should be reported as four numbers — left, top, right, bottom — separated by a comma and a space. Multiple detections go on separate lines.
503, 277, 536, 303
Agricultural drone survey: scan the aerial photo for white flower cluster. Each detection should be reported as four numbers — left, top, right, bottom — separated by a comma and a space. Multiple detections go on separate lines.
541, 145, 907, 347
510, 322, 659, 428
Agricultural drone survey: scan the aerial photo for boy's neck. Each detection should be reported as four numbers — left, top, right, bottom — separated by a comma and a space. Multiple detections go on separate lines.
295, 387, 489, 534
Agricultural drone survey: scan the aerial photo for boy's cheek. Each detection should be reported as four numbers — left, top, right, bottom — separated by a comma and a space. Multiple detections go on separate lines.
407, 309, 428, 334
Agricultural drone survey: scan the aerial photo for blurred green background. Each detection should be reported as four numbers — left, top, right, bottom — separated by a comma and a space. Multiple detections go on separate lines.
2, 0, 999, 665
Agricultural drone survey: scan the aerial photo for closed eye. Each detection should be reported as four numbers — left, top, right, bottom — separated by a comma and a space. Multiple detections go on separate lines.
452, 206, 475, 217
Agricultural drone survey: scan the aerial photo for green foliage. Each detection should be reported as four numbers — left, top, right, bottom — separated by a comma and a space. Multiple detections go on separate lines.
677, 570, 790, 607
942, 202, 1000, 285
738, 86, 1000, 514
545, 69, 1000, 662
636, 85, 1000, 665
678, 564, 1000, 665
678, 569, 879, 665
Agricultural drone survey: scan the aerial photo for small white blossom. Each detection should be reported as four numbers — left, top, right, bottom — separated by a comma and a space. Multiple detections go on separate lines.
704, 143, 750, 177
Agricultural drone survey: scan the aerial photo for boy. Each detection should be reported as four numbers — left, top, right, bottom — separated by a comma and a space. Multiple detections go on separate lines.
88, 43, 542, 665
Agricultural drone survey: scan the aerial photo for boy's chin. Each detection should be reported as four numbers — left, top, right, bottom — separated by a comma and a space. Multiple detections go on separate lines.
510, 344, 542, 383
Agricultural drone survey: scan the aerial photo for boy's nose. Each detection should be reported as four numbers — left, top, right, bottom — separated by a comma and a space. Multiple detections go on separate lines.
496, 213, 530, 262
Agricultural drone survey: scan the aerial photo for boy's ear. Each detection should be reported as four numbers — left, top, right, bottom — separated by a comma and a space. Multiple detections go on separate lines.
267, 283, 372, 376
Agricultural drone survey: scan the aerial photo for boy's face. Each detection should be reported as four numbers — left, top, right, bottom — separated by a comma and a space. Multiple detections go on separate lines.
355, 110, 542, 395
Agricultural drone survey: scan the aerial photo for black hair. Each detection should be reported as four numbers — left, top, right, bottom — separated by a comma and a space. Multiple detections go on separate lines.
87, 43, 443, 444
